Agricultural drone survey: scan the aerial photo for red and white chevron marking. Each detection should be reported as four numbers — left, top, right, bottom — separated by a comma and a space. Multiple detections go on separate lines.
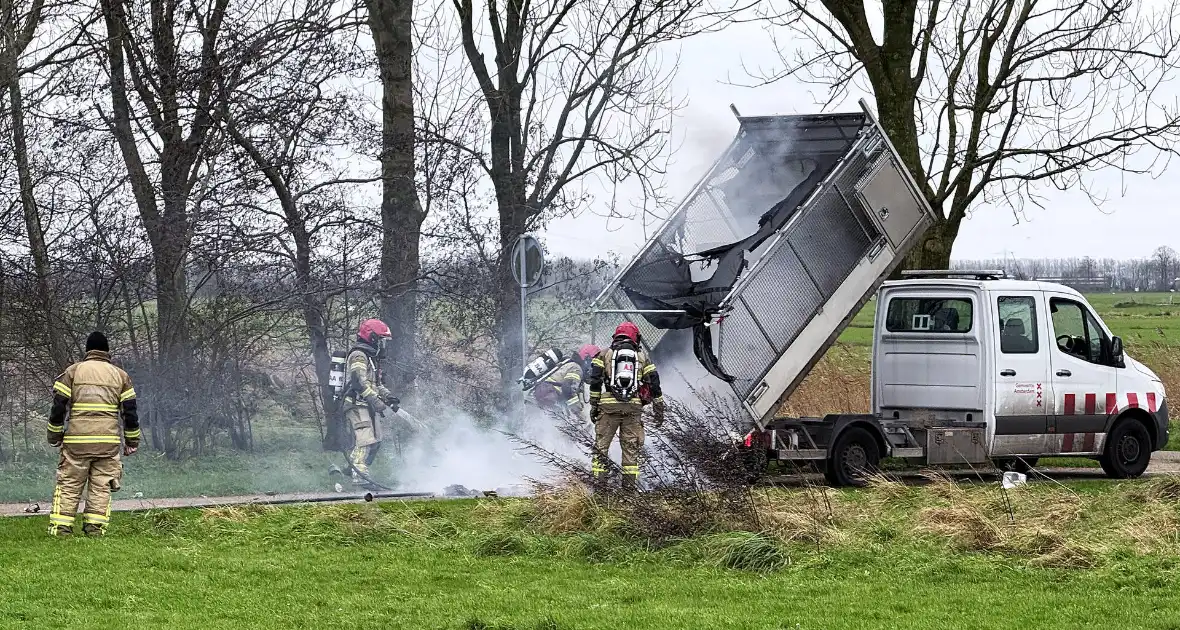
1061, 392, 1159, 416
1060, 431, 1097, 453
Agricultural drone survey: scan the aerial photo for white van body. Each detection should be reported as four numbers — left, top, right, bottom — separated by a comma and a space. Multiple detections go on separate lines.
872, 278, 1169, 459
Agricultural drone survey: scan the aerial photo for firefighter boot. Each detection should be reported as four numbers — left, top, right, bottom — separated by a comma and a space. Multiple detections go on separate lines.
82, 523, 106, 537
48, 524, 73, 537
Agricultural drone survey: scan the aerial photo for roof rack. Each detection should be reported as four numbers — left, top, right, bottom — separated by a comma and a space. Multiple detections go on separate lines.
900, 269, 1007, 280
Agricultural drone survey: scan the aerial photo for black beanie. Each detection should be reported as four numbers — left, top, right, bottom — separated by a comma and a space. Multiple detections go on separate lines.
85, 331, 109, 353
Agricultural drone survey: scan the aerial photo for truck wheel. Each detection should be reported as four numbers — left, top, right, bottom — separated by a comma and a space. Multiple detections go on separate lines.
1099, 419, 1151, 479
824, 427, 880, 488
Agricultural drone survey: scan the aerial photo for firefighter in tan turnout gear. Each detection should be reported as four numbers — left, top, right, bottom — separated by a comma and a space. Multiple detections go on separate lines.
588, 323, 664, 490
531, 344, 600, 416
343, 318, 399, 485
47, 332, 139, 536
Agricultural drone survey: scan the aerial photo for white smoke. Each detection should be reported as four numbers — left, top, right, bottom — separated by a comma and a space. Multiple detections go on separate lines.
379, 403, 589, 496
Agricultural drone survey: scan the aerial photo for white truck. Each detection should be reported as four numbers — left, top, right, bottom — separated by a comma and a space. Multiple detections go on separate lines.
591, 100, 1168, 486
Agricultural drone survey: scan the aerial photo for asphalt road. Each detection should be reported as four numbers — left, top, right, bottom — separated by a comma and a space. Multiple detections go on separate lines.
3, 452, 1178, 518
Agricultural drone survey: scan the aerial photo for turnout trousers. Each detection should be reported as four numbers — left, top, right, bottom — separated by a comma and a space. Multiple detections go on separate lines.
346, 405, 381, 478
592, 407, 644, 489
50, 447, 122, 535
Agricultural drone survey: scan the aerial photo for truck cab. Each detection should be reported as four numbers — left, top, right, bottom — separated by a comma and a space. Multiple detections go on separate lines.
872, 272, 1167, 476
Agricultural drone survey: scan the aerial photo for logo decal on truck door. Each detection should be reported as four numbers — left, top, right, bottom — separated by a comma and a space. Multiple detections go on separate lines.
1013, 383, 1043, 407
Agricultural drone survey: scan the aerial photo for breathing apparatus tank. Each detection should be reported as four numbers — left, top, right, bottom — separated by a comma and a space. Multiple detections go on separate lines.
520, 347, 565, 391
328, 350, 348, 399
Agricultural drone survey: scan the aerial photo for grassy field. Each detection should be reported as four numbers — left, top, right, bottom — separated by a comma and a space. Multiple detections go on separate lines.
5, 478, 1180, 629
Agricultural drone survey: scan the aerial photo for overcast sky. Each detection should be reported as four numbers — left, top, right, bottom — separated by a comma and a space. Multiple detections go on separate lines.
540, 20, 1180, 265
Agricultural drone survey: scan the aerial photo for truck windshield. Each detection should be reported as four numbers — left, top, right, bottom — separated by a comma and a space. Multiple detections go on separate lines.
885, 297, 973, 333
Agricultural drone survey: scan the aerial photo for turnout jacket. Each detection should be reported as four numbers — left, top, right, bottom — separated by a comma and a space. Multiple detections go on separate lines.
344, 342, 389, 411
49, 350, 139, 456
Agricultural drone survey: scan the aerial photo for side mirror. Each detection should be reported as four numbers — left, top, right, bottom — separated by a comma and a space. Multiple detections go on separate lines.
1111, 336, 1124, 365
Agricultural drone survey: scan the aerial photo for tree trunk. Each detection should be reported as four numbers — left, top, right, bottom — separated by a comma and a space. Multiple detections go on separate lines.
366, 0, 422, 398
904, 216, 956, 271
2, 24, 70, 372
293, 225, 335, 423
494, 179, 528, 409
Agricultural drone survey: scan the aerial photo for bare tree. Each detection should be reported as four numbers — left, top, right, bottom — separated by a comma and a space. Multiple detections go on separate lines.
96, 0, 230, 369
0, 0, 89, 371
753, 0, 1180, 269
443, 0, 730, 403
1153, 245, 1176, 290
211, 1, 373, 443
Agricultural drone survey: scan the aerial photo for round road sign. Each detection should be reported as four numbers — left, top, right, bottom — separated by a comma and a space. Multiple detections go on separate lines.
511, 234, 545, 288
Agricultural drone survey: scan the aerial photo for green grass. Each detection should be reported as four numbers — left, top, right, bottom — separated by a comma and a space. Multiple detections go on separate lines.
4, 484, 1180, 629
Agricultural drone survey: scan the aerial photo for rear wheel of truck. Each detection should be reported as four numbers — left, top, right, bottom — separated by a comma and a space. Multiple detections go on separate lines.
824, 427, 880, 487
1099, 418, 1152, 479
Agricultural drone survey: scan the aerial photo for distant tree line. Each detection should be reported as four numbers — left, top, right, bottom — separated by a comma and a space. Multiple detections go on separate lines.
955, 247, 1180, 292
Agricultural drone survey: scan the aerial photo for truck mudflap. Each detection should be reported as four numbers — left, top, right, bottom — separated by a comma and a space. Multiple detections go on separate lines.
591, 99, 938, 430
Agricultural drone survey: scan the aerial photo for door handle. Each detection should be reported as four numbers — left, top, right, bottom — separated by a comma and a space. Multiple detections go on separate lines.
1056, 369, 1072, 377
1000, 369, 1016, 377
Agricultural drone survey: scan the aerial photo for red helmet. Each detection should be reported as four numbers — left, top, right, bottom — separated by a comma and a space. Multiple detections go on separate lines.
577, 344, 600, 361
357, 318, 392, 345
613, 322, 640, 344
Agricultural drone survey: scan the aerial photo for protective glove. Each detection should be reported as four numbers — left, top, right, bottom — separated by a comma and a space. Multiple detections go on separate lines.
652, 403, 666, 428
47, 426, 63, 448
383, 396, 400, 413
589, 404, 601, 423
368, 396, 389, 416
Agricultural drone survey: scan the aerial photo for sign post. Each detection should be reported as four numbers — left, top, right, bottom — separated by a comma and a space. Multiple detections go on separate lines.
510, 234, 545, 390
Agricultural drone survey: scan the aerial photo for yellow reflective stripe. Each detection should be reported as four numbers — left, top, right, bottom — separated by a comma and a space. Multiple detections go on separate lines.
82, 513, 110, 524
72, 403, 119, 412
641, 364, 656, 375
622, 465, 639, 475
564, 374, 581, 381
63, 435, 121, 444
589, 392, 601, 399
53, 382, 72, 397
119, 388, 136, 402
566, 398, 580, 407
591, 359, 604, 367
124, 429, 141, 439
49, 515, 74, 526
48, 424, 64, 433
599, 396, 641, 405
51, 485, 63, 521
360, 387, 376, 398
653, 396, 664, 403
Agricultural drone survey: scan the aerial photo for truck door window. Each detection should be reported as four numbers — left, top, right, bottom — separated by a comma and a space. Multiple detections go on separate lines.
997, 296, 1038, 353
885, 297, 973, 333
1049, 298, 1108, 364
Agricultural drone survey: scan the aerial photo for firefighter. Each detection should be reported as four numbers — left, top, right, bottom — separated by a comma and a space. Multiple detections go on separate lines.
343, 318, 398, 485
532, 344, 599, 416
588, 323, 664, 491
47, 331, 138, 536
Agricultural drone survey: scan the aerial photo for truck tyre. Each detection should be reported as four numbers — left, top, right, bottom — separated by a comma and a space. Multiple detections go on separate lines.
824, 426, 880, 487
1099, 419, 1152, 479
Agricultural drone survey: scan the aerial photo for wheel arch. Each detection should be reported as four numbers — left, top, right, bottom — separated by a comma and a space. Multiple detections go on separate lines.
829, 415, 888, 457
